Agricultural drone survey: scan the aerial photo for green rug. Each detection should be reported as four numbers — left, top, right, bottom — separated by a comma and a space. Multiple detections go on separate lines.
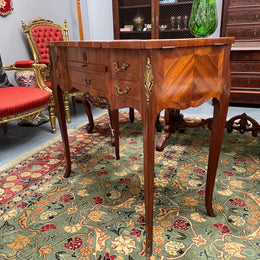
0, 111, 260, 260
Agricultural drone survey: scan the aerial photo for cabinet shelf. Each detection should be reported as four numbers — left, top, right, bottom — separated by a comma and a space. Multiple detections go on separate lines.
120, 30, 151, 33
119, 5, 151, 9
159, 1, 193, 6
160, 28, 190, 32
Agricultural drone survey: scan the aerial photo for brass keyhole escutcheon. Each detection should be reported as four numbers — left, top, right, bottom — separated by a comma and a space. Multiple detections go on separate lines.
83, 77, 92, 85
57, 71, 61, 78
82, 52, 87, 61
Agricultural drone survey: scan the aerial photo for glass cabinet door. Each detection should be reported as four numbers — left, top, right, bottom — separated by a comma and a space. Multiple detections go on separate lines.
157, 0, 194, 39
118, 0, 152, 39
112, 0, 194, 40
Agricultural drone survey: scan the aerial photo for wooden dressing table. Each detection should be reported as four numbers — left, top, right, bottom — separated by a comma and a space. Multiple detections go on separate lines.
46, 38, 234, 259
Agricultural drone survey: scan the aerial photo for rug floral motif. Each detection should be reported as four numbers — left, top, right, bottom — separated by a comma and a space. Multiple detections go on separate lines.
0, 112, 260, 260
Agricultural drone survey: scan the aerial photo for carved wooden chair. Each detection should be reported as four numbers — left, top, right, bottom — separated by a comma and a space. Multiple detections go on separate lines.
21, 17, 86, 123
0, 57, 56, 133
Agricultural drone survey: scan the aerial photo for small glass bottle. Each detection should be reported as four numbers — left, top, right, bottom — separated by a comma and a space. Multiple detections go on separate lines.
189, 0, 218, 38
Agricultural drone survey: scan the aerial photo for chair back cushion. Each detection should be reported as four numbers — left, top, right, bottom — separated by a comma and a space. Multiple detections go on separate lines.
31, 25, 64, 64
0, 87, 51, 117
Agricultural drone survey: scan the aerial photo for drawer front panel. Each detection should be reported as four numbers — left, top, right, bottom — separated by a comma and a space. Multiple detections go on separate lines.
230, 0, 260, 6
111, 80, 140, 101
231, 74, 260, 89
110, 50, 141, 81
231, 61, 260, 72
226, 26, 260, 39
231, 51, 260, 61
67, 48, 104, 63
227, 8, 260, 24
230, 91, 260, 104
69, 70, 107, 92
68, 61, 107, 73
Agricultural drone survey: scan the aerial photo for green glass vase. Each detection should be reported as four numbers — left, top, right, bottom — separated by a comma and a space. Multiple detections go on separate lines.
189, 0, 218, 38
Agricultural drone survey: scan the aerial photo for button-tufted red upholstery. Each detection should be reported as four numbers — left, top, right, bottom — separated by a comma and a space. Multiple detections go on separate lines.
21, 17, 68, 64
0, 87, 51, 117
31, 25, 63, 64
1, 53, 56, 133
21, 17, 87, 125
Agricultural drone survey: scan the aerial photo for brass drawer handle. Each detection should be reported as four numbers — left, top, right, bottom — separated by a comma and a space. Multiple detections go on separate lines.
113, 61, 129, 71
82, 52, 87, 61
83, 77, 92, 85
114, 85, 130, 95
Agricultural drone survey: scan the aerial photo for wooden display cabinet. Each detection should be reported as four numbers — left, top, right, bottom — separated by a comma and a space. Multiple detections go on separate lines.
112, 0, 196, 146
220, 0, 260, 105
112, 0, 194, 40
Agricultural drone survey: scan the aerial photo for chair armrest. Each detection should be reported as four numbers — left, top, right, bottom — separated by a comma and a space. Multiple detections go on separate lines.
3, 62, 51, 93
3, 60, 34, 71
15, 60, 35, 68
31, 63, 52, 93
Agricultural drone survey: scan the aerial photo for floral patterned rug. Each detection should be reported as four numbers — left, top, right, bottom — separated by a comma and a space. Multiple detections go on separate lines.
0, 111, 260, 260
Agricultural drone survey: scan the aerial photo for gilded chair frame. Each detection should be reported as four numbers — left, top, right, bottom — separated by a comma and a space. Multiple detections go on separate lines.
21, 17, 81, 123
21, 17, 69, 64
2, 63, 56, 133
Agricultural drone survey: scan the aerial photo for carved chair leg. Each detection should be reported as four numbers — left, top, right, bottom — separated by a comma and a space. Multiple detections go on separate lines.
2, 122, 7, 133
155, 113, 163, 132
156, 109, 185, 151
129, 108, 134, 123
63, 91, 71, 124
71, 96, 76, 107
130, 108, 162, 132
48, 104, 56, 133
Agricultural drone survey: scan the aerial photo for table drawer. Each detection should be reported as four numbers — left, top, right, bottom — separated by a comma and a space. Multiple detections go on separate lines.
231, 74, 260, 89
226, 26, 260, 40
69, 70, 107, 92
229, 0, 259, 6
67, 47, 105, 63
231, 51, 260, 61
227, 8, 260, 24
110, 50, 141, 81
68, 61, 107, 73
111, 79, 141, 101
231, 61, 260, 72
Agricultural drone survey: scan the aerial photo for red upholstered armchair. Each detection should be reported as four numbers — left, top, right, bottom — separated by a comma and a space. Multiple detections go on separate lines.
21, 17, 87, 124
1, 59, 56, 133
